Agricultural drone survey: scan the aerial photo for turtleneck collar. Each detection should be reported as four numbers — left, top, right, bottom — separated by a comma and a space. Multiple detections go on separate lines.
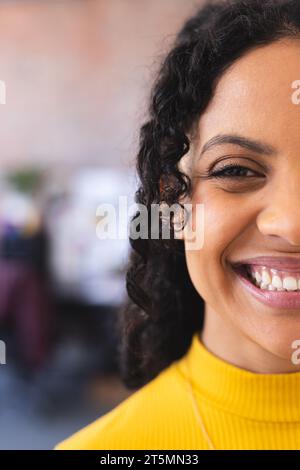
177, 331, 300, 422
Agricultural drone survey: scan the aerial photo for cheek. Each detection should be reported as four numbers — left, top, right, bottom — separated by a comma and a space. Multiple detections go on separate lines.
183, 197, 229, 300
184, 188, 251, 300
192, 187, 241, 257
184, 243, 232, 307
192, 184, 259, 251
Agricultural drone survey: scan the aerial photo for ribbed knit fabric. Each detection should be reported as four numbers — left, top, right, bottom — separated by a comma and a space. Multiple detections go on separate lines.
55, 331, 300, 450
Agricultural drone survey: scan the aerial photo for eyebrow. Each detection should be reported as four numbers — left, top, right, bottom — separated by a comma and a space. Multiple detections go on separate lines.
199, 134, 277, 157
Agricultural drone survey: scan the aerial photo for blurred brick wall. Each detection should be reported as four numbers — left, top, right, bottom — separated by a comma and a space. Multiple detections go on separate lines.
0, 0, 200, 171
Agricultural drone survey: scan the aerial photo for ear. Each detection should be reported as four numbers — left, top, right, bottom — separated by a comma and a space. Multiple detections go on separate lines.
173, 202, 186, 241
159, 175, 189, 242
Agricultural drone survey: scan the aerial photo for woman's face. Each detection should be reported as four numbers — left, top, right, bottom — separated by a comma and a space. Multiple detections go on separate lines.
182, 38, 300, 369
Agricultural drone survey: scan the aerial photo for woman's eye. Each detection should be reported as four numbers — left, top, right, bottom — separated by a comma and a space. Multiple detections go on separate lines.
210, 164, 262, 179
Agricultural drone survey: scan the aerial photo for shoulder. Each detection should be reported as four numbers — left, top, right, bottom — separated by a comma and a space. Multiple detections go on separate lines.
55, 358, 187, 450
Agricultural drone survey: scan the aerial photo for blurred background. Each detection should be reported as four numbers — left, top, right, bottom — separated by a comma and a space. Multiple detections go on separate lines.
0, 0, 198, 449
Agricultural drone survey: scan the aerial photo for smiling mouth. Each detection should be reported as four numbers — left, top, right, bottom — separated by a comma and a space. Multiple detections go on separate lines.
231, 263, 300, 310
232, 264, 300, 292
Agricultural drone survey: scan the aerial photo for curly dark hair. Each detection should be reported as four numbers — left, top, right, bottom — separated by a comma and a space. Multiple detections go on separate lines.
116, 0, 300, 390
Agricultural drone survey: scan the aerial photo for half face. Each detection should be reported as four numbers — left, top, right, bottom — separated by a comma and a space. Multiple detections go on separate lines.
181, 38, 300, 367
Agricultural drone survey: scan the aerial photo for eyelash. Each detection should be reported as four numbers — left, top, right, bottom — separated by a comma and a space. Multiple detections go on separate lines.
209, 164, 262, 179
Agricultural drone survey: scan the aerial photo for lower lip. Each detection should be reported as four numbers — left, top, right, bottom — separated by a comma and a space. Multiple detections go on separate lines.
233, 265, 300, 310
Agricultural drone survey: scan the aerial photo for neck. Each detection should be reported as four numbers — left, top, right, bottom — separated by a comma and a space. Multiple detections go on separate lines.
201, 303, 300, 374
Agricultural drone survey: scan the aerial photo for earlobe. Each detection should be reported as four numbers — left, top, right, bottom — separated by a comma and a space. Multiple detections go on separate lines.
159, 174, 190, 242
173, 203, 187, 241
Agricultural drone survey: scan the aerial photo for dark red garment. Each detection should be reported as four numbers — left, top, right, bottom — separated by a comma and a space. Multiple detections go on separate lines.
0, 259, 52, 370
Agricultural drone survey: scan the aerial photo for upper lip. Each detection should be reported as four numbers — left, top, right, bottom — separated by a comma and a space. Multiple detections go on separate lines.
231, 256, 300, 272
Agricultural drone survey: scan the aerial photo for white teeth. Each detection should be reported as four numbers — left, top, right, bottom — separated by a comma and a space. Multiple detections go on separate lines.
272, 275, 282, 289
255, 272, 262, 283
260, 282, 269, 290
282, 277, 298, 291
261, 270, 271, 285
248, 266, 300, 292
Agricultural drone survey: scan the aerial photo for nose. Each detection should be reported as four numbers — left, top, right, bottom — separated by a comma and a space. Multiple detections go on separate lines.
256, 178, 300, 246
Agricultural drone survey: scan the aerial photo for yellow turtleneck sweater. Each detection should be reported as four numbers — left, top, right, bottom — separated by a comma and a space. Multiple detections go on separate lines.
55, 331, 300, 450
